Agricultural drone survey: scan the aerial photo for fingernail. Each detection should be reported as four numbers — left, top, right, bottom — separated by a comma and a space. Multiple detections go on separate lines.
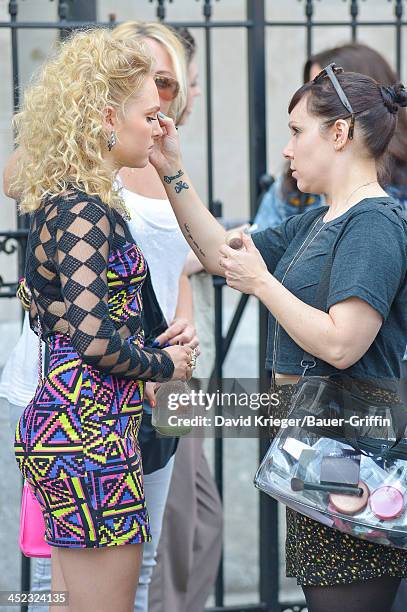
152, 340, 160, 347
158, 112, 166, 119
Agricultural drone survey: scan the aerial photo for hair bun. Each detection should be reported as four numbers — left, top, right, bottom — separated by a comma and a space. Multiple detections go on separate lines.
392, 83, 407, 107
380, 83, 407, 113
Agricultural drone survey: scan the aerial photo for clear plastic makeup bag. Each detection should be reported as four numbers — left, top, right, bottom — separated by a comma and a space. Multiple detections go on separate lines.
254, 374, 407, 548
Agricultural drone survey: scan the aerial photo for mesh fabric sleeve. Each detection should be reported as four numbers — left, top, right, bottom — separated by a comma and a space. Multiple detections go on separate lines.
55, 198, 174, 382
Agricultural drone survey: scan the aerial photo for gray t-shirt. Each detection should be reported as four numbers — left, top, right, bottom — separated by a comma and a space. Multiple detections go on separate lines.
252, 197, 407, 379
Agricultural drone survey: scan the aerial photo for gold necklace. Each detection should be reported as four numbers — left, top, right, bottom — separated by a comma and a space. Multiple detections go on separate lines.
345, 180, 378, 205
326, 181, 379, 220
120, 200, 132, 221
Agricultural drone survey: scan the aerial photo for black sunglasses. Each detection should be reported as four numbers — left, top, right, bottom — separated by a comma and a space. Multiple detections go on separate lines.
313, 62, 355, 140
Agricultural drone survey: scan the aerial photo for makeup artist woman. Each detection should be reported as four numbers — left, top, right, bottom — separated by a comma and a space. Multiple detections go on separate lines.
149, 66, 407, 612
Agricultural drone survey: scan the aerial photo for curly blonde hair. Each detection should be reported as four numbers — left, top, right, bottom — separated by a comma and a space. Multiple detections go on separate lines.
112, 21, 187, 124
13, 28, 153, 213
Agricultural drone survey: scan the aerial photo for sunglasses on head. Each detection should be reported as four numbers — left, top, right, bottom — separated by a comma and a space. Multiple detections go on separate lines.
313, 62, 355, 140
154, 74, 180, 101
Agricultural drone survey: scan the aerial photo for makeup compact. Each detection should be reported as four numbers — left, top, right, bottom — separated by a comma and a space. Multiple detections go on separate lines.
226, 230, 243, 250
369, 486, 405, 521
329, 480, 370, 515
320, 452, 360, 486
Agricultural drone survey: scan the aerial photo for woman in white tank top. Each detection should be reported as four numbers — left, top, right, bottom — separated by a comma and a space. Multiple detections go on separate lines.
121, 186, 190, 325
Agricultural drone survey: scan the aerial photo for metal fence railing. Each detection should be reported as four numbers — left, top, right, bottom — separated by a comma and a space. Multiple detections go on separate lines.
1, 1, 406, 611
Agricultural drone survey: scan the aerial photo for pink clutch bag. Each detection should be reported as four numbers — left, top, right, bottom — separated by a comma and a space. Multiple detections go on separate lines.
19, 481, 51, 558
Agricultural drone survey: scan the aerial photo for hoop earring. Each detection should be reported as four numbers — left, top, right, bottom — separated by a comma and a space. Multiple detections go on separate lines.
107, 130, 117, 151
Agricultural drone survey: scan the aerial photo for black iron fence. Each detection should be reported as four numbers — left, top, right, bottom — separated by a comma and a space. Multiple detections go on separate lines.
1, 1, 406, 611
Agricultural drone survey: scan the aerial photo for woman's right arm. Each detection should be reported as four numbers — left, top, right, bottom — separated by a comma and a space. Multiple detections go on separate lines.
3, 147, 22, 199
150, 114, 227, 276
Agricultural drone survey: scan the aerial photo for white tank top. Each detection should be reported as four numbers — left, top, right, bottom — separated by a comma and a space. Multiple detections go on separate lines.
121, 186, 190, 324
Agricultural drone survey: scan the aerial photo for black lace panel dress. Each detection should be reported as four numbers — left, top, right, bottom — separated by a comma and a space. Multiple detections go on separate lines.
15, 189, 174, 548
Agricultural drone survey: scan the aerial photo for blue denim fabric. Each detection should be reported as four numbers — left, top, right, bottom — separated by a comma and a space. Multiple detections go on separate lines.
254, 177, 407, 233
253, 175, 324, 232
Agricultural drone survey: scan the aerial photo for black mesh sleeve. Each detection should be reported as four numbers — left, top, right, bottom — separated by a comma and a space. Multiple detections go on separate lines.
55, 198, 174, 382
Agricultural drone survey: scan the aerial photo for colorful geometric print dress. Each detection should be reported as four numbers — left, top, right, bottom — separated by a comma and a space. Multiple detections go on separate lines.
14, 189, 174, 549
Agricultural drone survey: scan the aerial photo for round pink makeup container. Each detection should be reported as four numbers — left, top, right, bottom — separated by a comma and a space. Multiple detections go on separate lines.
329, 481, 370, 516
369, 486, 405, 520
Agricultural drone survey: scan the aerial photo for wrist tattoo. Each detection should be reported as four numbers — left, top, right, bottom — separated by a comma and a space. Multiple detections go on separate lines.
163, 169, 184, 184
175, 180, 189, 194
184, 223, 206, 258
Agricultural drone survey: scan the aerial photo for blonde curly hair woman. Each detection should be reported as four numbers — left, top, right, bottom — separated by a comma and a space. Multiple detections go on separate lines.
13, 28, 156, 213
12, 27, 192, 612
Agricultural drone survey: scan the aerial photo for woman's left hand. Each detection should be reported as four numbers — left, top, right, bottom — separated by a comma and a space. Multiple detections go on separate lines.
219, 233, 268, 294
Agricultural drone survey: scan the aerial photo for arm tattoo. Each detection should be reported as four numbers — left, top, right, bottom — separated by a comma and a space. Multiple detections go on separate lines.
163, 169, 184, 184
174, 180, 189, 194
184, 223, 206, 258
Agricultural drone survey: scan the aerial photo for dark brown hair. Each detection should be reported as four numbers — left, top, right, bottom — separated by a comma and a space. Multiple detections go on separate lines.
282, 43, 407, 198
173, 26, 196, 65
304, 43, 399, 87
289, 72, 407, 157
